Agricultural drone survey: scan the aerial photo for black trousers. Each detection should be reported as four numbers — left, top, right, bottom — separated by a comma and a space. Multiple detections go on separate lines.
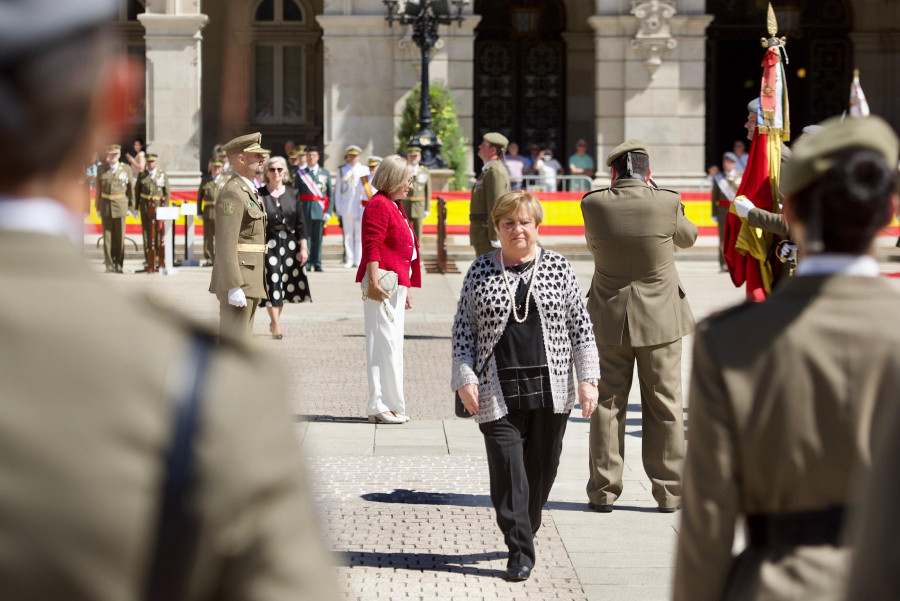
479, 406, 570, 569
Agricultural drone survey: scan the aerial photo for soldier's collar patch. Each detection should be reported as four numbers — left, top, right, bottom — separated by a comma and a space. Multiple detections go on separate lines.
223, 201, 235, 216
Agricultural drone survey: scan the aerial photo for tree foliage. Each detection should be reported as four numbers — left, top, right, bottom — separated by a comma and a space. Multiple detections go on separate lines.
397, 82, 468, 190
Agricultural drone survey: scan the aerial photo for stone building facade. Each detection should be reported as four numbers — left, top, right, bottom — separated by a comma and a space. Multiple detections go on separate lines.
119, 0, 900, 189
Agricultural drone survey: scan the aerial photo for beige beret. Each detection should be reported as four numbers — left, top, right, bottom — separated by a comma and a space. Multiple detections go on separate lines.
781, 116, 900, 196
483, 132, 509, 151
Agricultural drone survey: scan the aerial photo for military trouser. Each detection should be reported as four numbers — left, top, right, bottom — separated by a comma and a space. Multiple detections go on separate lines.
218, 297, 259, 341
202, 206, 215, 263
587, 325, 685, 509
469, 218, 494, 258
306, 219, 324, 269
714, 204, 729, 270
139, 199, 162, 267
401, 199, 425, 243
100, 204, 125, 272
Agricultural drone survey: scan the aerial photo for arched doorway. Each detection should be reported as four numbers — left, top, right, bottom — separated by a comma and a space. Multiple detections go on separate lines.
473, 1, 566, 168
705, 0, 852, 167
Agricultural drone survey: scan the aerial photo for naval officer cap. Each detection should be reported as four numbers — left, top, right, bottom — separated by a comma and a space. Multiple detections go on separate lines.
367, 156, 384, 167
747, 98, 761, 114
221, 132, 266, 156
605, 139, 649, 167
345, 145, 362, 156
723, 151, 739, 163
0, 0, 117, 65
482, 132, 509, 152
781, 115, 900, 197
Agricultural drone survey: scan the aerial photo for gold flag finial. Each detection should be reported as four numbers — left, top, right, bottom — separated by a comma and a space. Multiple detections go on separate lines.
853, 68, 860, 79
767, 3, 778, 37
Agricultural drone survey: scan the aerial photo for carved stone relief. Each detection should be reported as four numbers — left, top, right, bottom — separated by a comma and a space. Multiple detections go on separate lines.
630, 0, 678, 74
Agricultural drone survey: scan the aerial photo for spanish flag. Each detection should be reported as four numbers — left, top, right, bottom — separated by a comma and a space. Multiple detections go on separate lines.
724, 4, 790, 302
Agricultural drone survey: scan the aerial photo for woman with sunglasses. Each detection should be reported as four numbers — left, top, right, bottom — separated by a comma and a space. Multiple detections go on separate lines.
258, 156, 311, 339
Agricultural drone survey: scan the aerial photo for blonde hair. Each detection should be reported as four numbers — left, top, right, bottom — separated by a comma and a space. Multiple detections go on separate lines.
264, 156, 291, 185
371, 154, 413, 197
491, 190, 545, 230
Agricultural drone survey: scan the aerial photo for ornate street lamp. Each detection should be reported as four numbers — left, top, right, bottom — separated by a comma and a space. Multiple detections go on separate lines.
384, 0, 469, 168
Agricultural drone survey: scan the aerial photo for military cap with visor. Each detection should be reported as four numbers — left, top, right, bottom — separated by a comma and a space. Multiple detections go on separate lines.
606, 139, 649, 167
105, 144, 121, 154
367, 156, 383, 167
221, 132, 267, 156
145, 153, 158, 161
344, 145, 362, 156
210, 159, 223, 167
781, 115, 900, 197
406, 147, 422, 156
482, 132, 509, 152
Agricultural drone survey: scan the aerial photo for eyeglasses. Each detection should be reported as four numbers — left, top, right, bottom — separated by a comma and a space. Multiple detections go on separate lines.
268, 167, 284, 173
407, 176, 415, 185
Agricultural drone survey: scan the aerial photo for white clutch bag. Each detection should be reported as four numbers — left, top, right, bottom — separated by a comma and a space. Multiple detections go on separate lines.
361, 269, 399, 322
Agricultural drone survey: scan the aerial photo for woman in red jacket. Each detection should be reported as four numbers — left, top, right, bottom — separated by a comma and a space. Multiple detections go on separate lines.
356, 154, 421, 424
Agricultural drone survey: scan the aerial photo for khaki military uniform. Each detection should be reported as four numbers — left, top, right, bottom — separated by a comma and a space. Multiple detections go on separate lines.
197, 173, 221, 264
711, 171, 740, 269
135, 167, 170, 267
674, 275, 900, 601
96, 162, 134, 272
470, 159, 509, 257
401, 165, 431, 242
581, 178, 697, 509
208, 173, 268, 339
0, 227, 338, 601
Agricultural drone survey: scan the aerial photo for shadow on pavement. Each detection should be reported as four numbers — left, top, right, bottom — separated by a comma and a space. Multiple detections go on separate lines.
296, 415, 370, 423
340, 550, 507, 577
544, 501, 660, 513
361, 489, 492, 507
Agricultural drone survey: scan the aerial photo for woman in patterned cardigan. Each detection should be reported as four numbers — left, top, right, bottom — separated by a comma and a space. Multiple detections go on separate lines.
451, 190, 600, 582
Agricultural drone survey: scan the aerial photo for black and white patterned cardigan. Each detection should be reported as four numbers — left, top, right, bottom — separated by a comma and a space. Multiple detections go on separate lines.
451, 249, 600, 424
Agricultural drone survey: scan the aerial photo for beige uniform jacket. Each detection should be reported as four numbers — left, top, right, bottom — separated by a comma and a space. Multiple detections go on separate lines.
748, 206, 790, 237
97, 162, 135, 217
136, 168, 170, 207
0, 229, 337, 601
581, 178, 697, 347
674, 275, 900, 601
208, 174, 267, 299
197, 173, 219, 217
470, 159, 510, 243
403, 165, 432, 219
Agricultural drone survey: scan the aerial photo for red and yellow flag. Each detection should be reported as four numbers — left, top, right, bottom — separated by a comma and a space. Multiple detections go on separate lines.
724, 4, 789, 302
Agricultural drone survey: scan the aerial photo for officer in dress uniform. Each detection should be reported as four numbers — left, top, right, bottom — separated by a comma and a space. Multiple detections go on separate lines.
334, 145, 369, 268
287, 145, 306, 187
675, 116, 900, 601
581, 140, 697, 513
0, 2, 338, 599
197, 158, 223, 266
401, 146, 432, 243
97, 143, 134, 272
135, 152, 169, 269
711, 151, 741, 271
296, 146, 332, 271
208, 132, 270, 340
470, 132, 511, 257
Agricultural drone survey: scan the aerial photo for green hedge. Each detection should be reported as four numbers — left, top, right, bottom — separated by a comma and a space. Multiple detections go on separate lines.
397, 82, 468, 190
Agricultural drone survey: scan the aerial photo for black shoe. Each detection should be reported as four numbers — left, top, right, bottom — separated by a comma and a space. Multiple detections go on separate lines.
658, 506, 680, 513
203, 261, 213, 267
314, 265, 323, 272
588, 502, 613, 513
506, 565, 531, 582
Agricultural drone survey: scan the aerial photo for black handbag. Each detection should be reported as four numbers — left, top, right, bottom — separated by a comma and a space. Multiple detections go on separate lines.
455, 353, 492, 418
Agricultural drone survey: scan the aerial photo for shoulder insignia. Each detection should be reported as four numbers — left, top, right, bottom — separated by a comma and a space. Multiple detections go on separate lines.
223, 201, 235, 216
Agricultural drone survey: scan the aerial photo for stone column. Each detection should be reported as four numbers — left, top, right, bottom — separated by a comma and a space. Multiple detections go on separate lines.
317, 4, 477, 178
589, 0, 712, 187
138, 7, 208, 190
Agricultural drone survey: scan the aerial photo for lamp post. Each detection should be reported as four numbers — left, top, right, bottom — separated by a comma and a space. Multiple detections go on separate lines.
384, 0, 469, 169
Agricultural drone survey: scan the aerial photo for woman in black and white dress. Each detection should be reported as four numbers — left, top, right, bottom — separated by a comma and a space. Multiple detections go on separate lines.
259, 156, 311, 339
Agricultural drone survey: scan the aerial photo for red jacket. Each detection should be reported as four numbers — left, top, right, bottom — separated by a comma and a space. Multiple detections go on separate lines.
355, 192, 421, 288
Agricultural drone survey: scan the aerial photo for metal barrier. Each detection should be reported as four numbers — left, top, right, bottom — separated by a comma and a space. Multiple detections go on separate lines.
518, 174, 593, 192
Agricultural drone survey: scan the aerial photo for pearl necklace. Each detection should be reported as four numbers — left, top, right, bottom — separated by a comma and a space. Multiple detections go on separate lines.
499, 249, 541, 324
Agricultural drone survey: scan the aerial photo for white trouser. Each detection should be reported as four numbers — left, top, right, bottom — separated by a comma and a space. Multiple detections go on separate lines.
343, 210, 363, 266
364, 285, 407, 416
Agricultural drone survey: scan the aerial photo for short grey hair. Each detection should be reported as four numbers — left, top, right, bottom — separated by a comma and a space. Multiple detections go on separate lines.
264, 156, 291, 185
371, 154, 413, 197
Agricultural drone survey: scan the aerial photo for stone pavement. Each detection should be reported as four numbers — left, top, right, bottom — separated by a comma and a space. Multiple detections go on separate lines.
95, 244, 900, 600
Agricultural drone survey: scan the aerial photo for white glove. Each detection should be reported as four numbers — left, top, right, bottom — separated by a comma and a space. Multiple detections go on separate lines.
779, 242, 798, 263
126, 210, 133, 217
733, 197, 754, 219
711, 215, 718, 223
227, 286, 247, 307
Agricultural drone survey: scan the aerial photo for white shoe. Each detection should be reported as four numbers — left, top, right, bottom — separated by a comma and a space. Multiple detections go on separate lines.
343, 262, 353, 269
368, 411, 404, 424
391, 412, 410, 423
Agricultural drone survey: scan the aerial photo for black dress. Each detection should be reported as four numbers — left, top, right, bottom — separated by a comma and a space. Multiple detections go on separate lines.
258, 186, 312, 306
